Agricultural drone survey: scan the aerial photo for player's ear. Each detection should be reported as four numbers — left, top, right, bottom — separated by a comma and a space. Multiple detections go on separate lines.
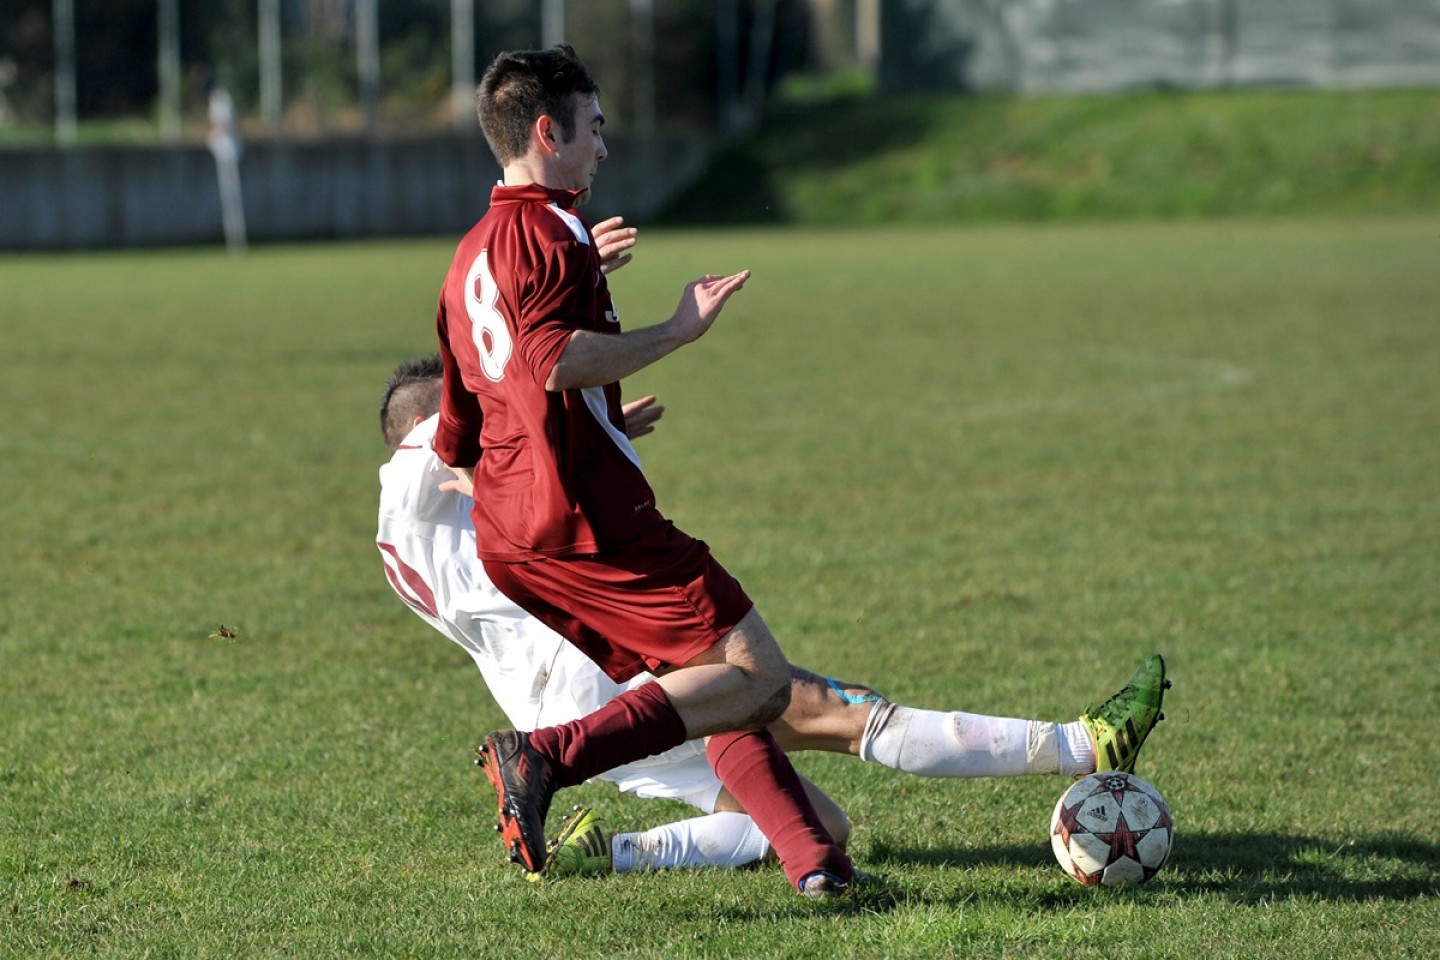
534, 114, 558, 154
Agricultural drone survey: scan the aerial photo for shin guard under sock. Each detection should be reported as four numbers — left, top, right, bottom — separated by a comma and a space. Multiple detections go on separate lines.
528, 682, 688, 788
706, 729, 852, 889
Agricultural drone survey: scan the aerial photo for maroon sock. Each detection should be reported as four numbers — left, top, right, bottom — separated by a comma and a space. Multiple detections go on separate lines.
527, 682, 688, 788
707, 729, 853, 889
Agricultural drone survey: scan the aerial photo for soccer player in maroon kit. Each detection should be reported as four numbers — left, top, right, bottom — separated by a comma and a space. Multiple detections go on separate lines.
432, 45, 855, 896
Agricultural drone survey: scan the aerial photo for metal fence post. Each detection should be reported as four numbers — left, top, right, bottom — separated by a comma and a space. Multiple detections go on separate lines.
53, 0, 76, 145
259, 0, 282, 132
452, 0, 475, 131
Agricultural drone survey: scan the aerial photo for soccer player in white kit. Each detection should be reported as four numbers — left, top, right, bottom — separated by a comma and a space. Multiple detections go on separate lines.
376, 346, 1170, 879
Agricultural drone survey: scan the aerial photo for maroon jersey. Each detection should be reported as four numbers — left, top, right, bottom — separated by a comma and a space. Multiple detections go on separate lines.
434, 183, 667, 561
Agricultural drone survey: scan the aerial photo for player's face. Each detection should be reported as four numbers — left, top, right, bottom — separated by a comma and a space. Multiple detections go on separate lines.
552, 93, 607, 204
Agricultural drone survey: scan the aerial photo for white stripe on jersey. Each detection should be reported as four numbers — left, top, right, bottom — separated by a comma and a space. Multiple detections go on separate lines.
536, 205, 637, 469
545, 203, 591, 245
582, 386, 642, 469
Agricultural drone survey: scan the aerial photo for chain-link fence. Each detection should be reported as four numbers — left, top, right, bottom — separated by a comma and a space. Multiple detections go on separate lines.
881, 0, 1440, 94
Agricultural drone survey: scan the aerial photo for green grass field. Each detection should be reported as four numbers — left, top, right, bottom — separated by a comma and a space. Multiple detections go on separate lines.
3, 216, 1438, 958
663, 88, 1440, 224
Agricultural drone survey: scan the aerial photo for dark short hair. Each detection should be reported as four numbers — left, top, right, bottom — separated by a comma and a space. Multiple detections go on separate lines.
379, 353, 443, 451
476, 44, 599, 165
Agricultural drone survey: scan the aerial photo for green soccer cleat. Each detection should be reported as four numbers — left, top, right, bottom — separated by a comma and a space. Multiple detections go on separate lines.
1081, 653, 1170, 774
525, 805, 612, 882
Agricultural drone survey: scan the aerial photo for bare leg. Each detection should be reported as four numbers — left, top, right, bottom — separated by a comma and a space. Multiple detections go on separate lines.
768, 666, 876, 754
654, 607, 792, 737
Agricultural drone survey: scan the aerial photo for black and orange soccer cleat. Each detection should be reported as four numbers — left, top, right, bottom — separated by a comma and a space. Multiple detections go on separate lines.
474, 729, 557, 875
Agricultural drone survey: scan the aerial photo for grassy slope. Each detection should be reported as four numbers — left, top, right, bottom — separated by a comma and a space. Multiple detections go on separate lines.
659, 88, 1440, 224
2, 217, 1438, 957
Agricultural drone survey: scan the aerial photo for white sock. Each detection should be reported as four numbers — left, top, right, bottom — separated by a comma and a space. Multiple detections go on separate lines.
1056, 720, 1096, 778
860, 700, 1094, 778
609, 812, 770, 873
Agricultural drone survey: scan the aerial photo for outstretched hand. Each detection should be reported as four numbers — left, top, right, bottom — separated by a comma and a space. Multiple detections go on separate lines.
668, 270, 751, 345
593, 216, 638, 275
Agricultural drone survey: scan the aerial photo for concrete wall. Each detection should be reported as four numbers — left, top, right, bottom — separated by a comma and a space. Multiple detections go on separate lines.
881, 0, 1440, 93
0, 132, 714, 251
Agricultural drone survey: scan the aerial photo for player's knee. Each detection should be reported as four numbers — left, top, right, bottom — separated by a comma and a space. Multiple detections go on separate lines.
751, 675, 792, 726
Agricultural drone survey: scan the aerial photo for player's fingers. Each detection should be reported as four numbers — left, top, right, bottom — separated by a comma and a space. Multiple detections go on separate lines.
599, 234, 637, 254
600, 252, 633, 275
592, 215, 625, 235
695, 270, 749, 293
709, 270, 751, 303
622, 397, 665, 438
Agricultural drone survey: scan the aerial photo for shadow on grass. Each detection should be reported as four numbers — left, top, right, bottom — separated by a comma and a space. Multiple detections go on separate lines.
869, 831, 1440, 904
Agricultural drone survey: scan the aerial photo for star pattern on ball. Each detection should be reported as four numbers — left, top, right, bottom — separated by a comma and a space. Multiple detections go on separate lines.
1053, 797, 1090, 847
1092, 807, 1143, 863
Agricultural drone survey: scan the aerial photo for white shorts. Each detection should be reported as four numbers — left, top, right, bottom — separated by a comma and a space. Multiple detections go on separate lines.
592, 739, 724, 814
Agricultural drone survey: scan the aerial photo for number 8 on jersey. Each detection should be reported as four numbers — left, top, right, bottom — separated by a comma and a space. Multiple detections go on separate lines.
466, 250, 513, 382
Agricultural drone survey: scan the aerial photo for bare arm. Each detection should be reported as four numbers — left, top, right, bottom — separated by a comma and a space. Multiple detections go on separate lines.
545, 270, 751, 391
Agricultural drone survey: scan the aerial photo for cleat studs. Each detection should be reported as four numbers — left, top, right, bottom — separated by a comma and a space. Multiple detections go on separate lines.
493, 822, 503, 832
1158, 712, 1166, 721
1163, 680, 1173, 689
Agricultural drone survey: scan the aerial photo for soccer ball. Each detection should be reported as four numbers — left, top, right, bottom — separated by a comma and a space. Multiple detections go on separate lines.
1050, 772, 1173, 887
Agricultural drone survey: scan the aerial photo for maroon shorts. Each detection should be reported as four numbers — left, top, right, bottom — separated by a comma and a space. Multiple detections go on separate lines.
483, 522, 754, 683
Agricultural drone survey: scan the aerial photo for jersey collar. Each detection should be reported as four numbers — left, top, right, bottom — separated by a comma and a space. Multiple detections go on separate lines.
489, 181, 585, 209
